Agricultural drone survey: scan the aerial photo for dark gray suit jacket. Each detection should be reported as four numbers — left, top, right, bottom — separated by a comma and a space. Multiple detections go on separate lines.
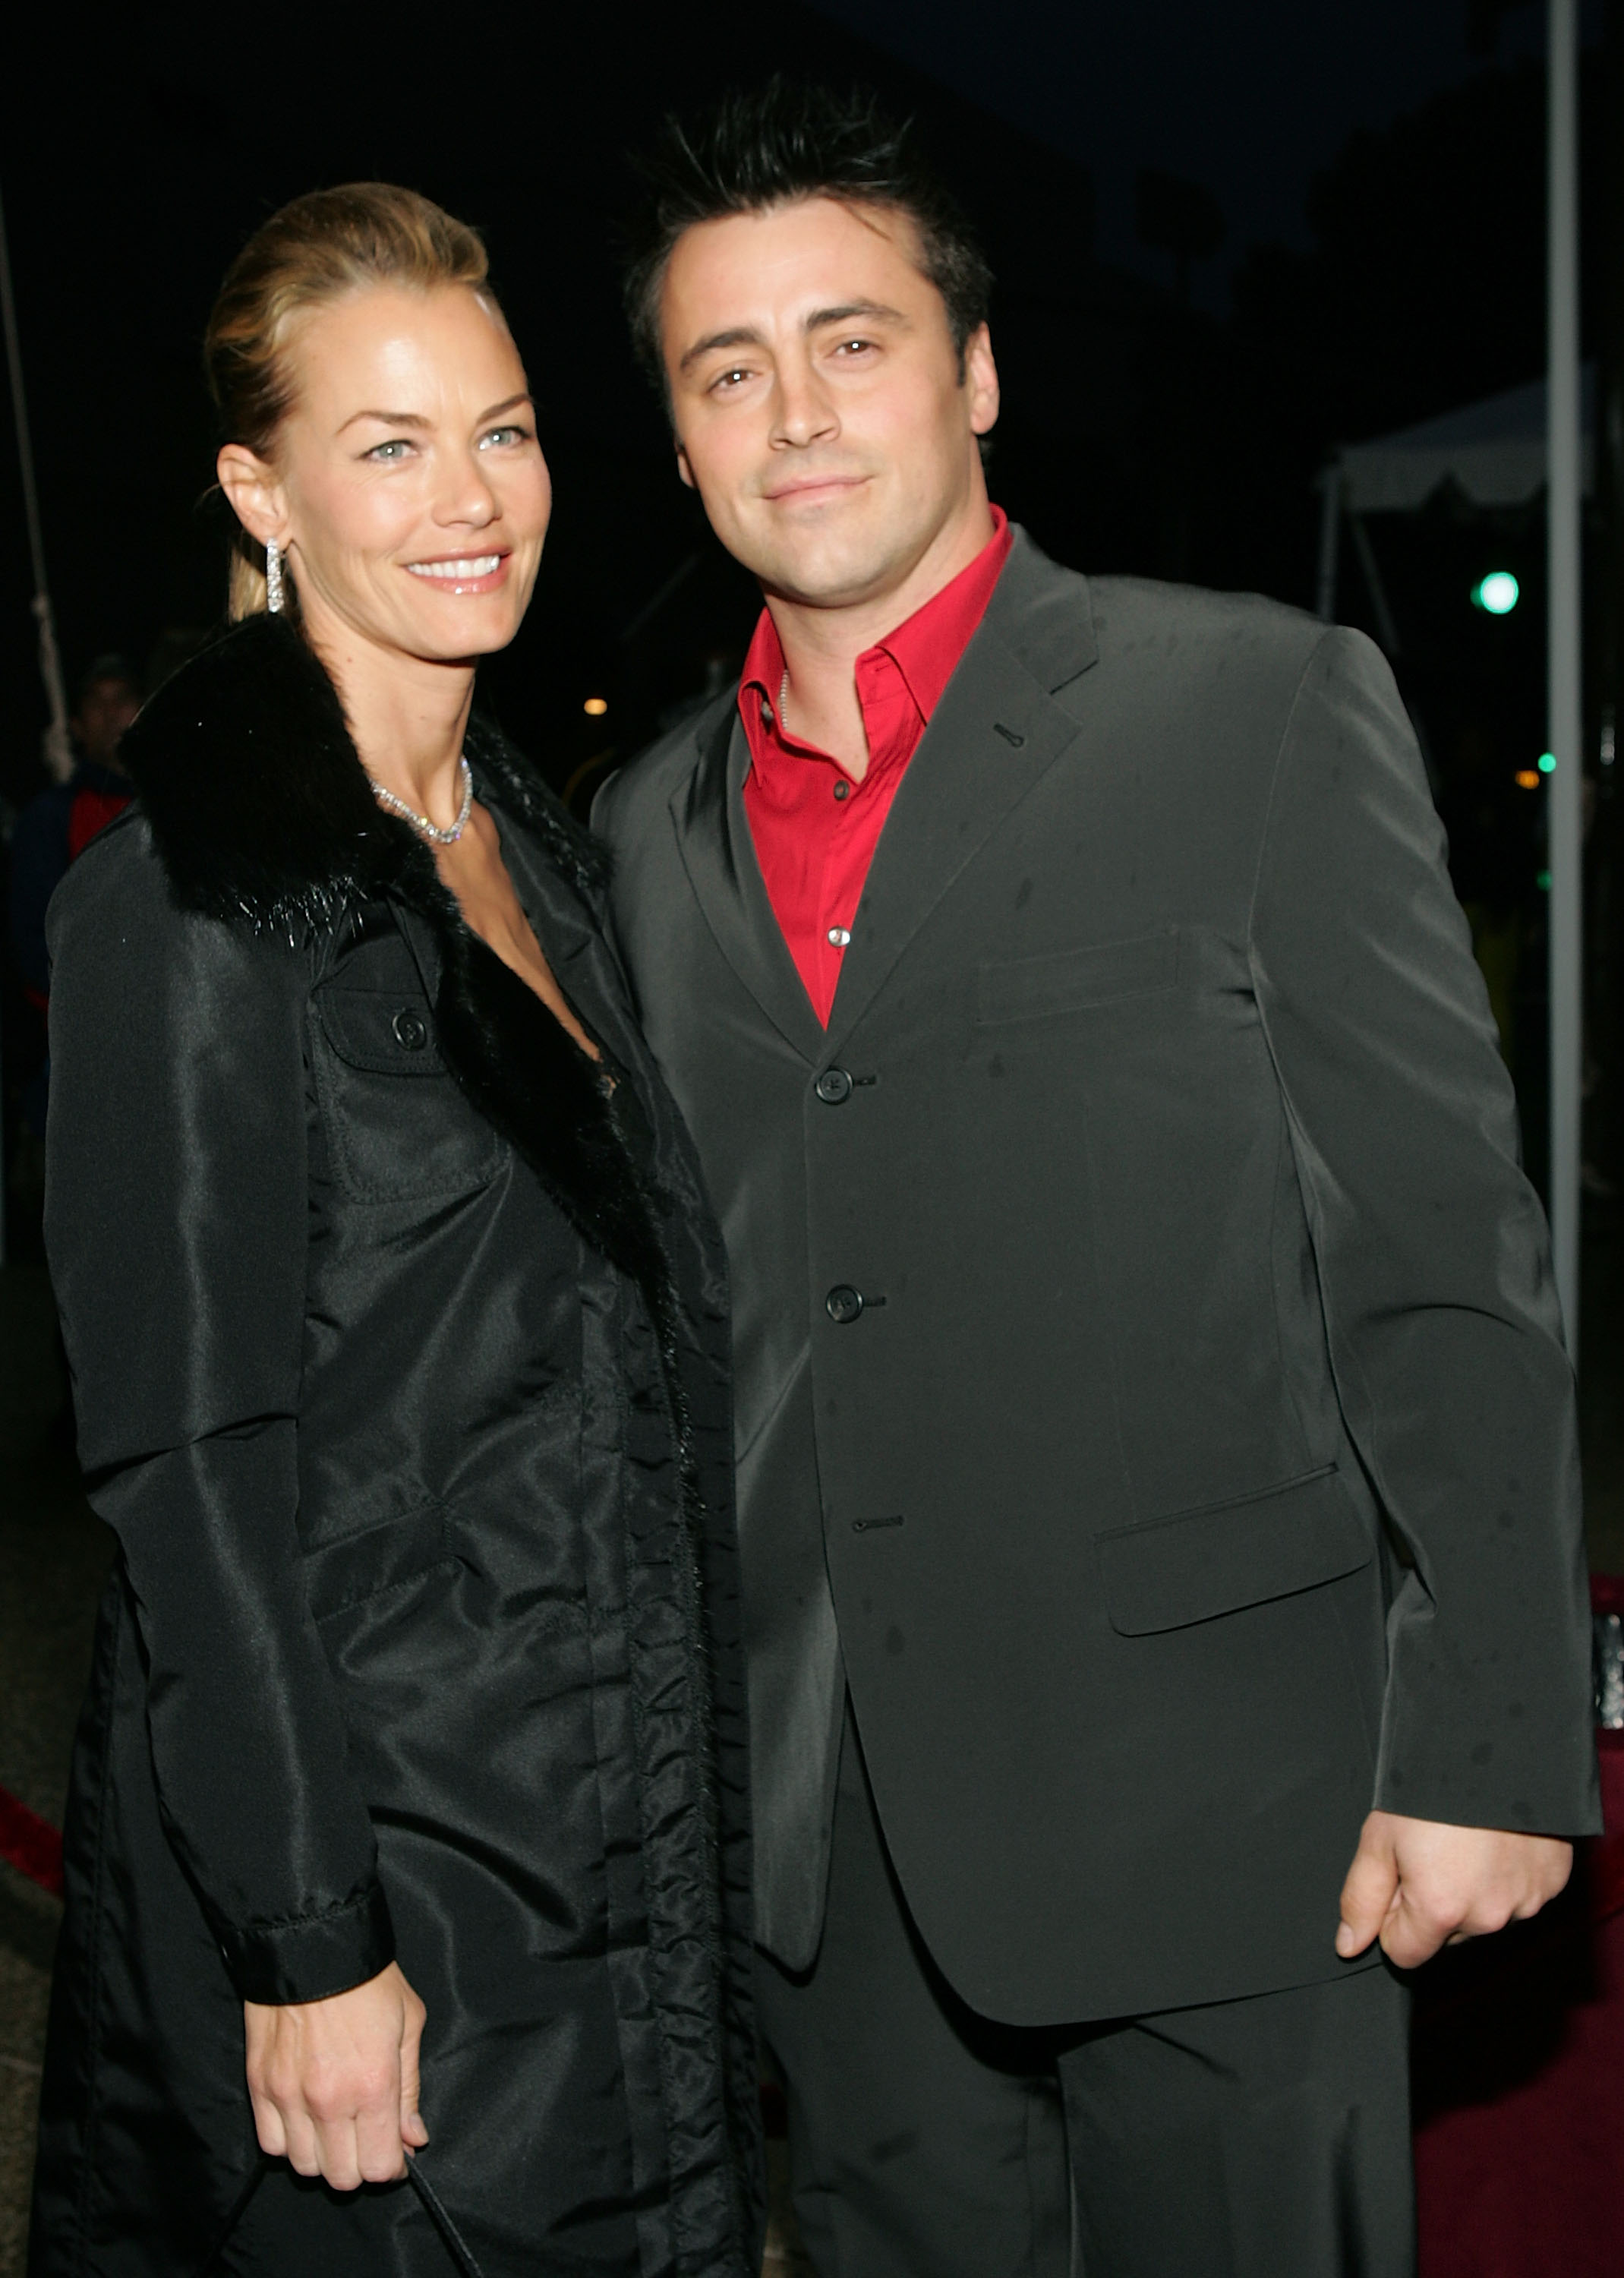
594, 531, 1599, 2025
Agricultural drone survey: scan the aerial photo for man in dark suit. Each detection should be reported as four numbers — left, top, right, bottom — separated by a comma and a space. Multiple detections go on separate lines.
594, 83, 1598, 2277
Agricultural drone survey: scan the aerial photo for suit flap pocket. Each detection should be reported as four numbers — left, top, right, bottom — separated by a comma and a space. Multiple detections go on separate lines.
976, 929, 1180, 1025
304, 1501, 453, 1619
1099, 1467, 1370, 1637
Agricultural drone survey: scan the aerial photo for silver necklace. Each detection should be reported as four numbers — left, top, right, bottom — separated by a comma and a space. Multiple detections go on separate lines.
367, 756, 475, 846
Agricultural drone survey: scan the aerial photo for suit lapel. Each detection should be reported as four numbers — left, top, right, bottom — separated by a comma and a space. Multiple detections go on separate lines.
670, 700, 828, 1066
824, 538, 1099, 1052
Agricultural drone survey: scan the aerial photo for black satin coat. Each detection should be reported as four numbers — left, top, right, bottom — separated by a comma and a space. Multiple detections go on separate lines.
28, 617, 761, 2278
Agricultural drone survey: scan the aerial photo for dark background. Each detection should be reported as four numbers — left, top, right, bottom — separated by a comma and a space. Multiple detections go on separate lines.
1, 0, 1621, 1181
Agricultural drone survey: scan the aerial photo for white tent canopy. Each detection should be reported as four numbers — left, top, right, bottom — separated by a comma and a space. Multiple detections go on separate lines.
1316, 364, 1594, 634
1329, 366, 1596, 517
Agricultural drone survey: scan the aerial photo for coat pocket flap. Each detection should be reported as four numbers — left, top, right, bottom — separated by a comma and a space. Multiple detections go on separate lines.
976, 928, 1180, 1025
304, 1501, 453, 1619
1099, 1467, 1371, 1636
316, 986, 446, 1077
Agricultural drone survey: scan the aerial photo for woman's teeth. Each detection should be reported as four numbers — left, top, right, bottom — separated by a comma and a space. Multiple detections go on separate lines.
406, 556, 501, 580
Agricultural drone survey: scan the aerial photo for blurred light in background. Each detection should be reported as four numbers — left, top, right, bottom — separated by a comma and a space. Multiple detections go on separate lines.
1538, 751, 1556, 774
1515, 769, 1542, 790
1471, 571, 1520, 615
583, 697, 609, 717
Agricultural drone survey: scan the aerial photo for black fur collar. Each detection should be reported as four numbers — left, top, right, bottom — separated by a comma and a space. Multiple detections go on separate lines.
122, 611, 605, 939
121, 613, 665, 1298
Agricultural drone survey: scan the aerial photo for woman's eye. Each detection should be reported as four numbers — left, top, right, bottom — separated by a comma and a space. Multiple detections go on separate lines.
478, 424, 528, 450
364, 439, 412, 462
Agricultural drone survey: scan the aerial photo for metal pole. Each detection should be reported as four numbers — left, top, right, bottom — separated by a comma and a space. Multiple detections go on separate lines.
1547, 0, 1584, 1360
0, 182, 71, 782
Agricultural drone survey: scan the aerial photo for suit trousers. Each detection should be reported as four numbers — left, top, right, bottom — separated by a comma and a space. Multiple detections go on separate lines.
756, 1705, 1415, 2278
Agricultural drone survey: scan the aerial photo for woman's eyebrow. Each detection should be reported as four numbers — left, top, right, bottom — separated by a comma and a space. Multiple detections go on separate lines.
336, 407, 434, 434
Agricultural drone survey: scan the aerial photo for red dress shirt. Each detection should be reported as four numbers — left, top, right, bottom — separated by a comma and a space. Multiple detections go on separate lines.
739, 506, 1013, 1025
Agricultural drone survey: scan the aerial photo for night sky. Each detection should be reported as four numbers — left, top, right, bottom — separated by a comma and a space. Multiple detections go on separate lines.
811, 0, 1576, 301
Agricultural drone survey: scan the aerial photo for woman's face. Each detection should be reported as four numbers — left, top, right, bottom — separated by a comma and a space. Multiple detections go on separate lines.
228, 283, 550, 664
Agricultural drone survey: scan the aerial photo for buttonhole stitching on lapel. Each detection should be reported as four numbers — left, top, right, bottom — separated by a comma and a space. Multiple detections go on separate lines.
853, 1516, 905, 1532
993, 722, 1026, 747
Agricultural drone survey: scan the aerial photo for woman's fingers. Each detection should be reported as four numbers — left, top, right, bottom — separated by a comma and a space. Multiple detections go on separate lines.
354, 2093, 411, 2185
281, 2108, 326, 2181
241, 1962, 428, 2191
248, 2083, 289, 2161
399, 1984, 429, 2152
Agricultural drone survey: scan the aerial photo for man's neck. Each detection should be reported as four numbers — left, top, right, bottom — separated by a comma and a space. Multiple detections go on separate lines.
765, 493, 997, 781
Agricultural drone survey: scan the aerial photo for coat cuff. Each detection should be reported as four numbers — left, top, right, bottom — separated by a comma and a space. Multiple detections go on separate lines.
219, 1881, 396, 2005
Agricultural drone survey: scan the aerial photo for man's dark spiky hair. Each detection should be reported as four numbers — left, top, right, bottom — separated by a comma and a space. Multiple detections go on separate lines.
622, 77, 993, 392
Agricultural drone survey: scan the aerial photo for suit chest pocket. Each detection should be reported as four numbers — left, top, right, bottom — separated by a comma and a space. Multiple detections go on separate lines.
976, 927, 1181, 1027
311, 977, 502, 1204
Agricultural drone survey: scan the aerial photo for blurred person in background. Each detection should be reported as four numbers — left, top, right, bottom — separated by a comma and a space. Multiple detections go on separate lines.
28, 185, 759, 2278
6, 657, 140, 1198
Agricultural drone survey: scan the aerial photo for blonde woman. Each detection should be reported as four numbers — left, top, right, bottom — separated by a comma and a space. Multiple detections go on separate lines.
29, 187, 759, 2278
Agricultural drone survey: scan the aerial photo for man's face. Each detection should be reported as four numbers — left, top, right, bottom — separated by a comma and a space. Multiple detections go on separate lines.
660, 197, 998, 611
73, 677, 141, 767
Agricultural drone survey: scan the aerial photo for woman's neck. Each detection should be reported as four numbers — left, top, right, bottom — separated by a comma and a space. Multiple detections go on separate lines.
304, 607, 478, 831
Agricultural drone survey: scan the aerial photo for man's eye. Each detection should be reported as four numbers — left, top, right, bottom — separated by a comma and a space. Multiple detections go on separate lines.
711, 367, 752, 393
833, 337, 875, 356
479, 424, 528, 450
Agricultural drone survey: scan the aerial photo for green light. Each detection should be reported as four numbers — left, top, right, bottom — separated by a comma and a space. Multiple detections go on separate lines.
1537, 752, 1556, 774
1537, 870, 1552, 891
1472, 571, 1520, 615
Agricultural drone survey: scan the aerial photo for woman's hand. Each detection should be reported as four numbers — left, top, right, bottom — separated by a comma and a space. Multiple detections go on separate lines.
244, 1961, 428, 2190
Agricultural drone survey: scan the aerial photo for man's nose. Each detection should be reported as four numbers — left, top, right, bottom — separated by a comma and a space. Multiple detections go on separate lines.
771, 364, 840, 449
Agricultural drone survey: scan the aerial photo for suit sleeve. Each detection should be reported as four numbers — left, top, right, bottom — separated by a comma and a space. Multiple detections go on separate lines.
1250, 627, 1599, 1838
46, 828, 396, 2000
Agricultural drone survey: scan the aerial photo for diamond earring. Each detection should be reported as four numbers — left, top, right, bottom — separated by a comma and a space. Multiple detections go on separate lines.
266, 538, 285, 615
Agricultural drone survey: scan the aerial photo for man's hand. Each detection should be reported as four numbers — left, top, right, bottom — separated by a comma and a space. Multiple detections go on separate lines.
1336, 1810, 1572, 1969
244, 1960, 428, 2190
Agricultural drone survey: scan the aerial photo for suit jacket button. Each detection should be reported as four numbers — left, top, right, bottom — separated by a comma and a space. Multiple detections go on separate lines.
825, 1284, 864, 1325
391, 1008, 429, 1052
815, 1068, 853, 1104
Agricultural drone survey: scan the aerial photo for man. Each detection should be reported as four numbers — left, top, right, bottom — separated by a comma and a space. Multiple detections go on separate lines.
594, 84, 1597, 2277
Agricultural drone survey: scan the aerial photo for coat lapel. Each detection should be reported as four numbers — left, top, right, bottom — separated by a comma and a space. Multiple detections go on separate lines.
670, 701, 828, 1067
823, 535, 1099, 1054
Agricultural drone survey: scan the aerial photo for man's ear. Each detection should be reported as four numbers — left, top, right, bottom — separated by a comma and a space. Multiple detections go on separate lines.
675, 441, 697, 492
965, 324, 1000, 438
216, 443, 289, 547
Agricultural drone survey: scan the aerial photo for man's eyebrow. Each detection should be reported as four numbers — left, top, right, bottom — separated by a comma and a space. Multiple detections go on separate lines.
804, 299, 907, 332
677, 301, 909, 377
678, 326, 763, 375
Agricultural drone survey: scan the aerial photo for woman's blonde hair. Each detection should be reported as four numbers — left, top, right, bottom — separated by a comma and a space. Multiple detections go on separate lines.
204, 184, 493, 620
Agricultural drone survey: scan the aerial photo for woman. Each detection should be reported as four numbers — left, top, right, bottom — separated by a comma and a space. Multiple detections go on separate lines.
28, 185, 760, 2278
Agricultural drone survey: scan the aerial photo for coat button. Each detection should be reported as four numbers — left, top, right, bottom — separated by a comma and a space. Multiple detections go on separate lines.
825, 1284, 865, 1325
392, 1008, 429, 1051
815, 1068, 853, 1105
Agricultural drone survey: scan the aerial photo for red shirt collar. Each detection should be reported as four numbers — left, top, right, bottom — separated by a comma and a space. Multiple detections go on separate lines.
739, 505, 1011, 750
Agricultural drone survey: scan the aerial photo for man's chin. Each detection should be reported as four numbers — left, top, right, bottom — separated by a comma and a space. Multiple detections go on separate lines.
756, 542, 912, 614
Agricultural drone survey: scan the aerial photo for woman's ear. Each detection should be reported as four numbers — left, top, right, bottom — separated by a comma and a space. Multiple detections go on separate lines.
216, 444, 288, 547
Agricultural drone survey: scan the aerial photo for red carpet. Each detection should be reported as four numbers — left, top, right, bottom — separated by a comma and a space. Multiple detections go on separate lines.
1412, 1577, 1624, 2276
0, 1781, 65, 1898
